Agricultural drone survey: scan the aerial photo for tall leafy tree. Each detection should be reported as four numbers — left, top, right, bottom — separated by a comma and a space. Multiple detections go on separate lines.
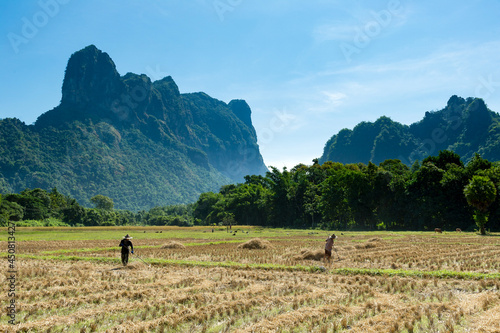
193, 192, 223, 224
224, 183, 270, 226
439, 164, 471, 230
321, 167, 351, 229
482, 165, 500, 231
464, 175, 497, 235
379, 159, 410, 177
5, 189, 50, 220
267, 167, 293, 227
289, 165, 312, 228
90, 194, 114, 211
423, 150, 463, 170
407, 162, 445, 229
465, 153, 492, 177
60, 199, 86, 225
0, 194, 24, 224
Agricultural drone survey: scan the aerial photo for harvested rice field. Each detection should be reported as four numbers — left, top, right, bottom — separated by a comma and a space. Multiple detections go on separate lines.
1, 227, 500, 332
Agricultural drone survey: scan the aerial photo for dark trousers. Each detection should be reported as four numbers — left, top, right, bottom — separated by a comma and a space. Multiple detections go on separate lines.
121, 250, 129, 266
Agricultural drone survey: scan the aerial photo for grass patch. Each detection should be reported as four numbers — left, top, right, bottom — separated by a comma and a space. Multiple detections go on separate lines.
17, 253, 318, 272
37, 240, 247, 255
11, 225, 289, 241
12, 253, 500, 280
333, 267, 500, 280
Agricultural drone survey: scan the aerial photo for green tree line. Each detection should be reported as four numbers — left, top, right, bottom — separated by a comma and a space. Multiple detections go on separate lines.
0, 188, 195, 227
194, 151, 499, 233
1, 150, 499, 233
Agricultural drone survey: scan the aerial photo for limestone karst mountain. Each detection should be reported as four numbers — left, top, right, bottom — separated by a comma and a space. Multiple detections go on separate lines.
0, 45, 267, 210
320, 96, 500, 166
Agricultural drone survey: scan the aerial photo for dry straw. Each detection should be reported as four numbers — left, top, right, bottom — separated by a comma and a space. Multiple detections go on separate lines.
161, 241, 186, 249
5, 231, 499, 333
355, 237, 383, 249
237, 238, 273, 249
294, 249, 324, 261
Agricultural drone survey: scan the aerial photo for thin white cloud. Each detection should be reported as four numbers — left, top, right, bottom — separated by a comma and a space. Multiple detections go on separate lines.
322, 91, 347, 106
313, 23, 359, 42
303, 91, 347, 114
312, 1, 410, 43
313, 40, 500, 80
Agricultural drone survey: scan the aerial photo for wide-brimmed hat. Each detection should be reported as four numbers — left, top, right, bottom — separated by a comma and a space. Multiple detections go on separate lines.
123, 234, 133, 239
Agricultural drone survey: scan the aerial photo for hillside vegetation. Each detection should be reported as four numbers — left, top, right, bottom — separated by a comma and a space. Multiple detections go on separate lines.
0, 45, 267, 210
320, 95, 500, 166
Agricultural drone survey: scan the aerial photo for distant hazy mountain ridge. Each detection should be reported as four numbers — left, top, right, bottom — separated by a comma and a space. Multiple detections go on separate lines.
0, 45, 267, 210
319, 96, 500, 165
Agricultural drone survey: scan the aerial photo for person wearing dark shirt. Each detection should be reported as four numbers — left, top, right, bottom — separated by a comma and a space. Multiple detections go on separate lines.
119, 234, 134, 266
324, 234, 336, 265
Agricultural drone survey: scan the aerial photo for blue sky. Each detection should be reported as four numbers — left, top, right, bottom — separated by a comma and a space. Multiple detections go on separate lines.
1, 0, 500, 169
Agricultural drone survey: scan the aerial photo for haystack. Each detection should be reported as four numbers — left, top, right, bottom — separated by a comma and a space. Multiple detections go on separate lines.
355, 237, 382, 249
161, 241, 186, 249
237, 238, 273, 250
294, 249, 324, 261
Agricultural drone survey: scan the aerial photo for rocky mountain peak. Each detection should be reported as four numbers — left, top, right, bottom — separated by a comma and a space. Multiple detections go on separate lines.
61, 45, 122, 106
320, 96, 500, 165
228, 99, 255, 135
24, 45, 268, 207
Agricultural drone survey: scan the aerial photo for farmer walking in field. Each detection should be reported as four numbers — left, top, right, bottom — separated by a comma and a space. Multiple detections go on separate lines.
324, 233, 337, 265
119, 234, 134, 266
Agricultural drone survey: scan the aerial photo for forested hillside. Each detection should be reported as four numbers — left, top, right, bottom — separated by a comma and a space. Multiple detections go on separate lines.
0, 45, 267, 210
320, 96, 500, 165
